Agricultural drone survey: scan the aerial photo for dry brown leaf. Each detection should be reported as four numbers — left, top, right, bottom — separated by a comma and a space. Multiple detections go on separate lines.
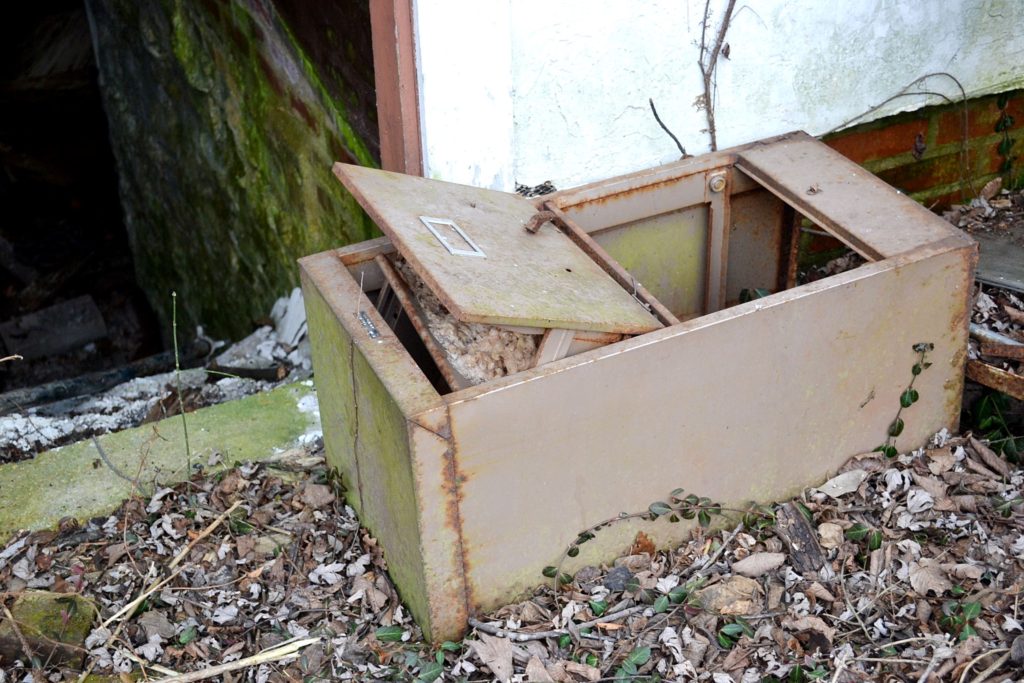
695, 575, 763, 615
630, 531, 656, 556
980, 176, 1003, 200
926, 448, 957, 475
564, 660, 601, 681
525, 656, 555, 682
1004, 304, 1024, 326
941, 563, 984, 580
731, 552, 786, 578
910, 472, 949, 501
782, 615, 836, 644
817, 522, 844, 549
909, 558, 953, 596
301, 482, 336, 508
720, 644, 752, 672
805, 581, 836, 602
469, 633, 514, 683
816, 469, 868, 498
968, 437, 1011, 478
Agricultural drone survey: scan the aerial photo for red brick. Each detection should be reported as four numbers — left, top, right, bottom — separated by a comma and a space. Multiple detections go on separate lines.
825, 118, 927, 164
875, 151, 967, 194
936, 91, 1024, 146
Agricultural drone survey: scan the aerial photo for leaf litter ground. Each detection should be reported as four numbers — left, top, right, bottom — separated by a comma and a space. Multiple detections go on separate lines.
1, 429, 1022, 682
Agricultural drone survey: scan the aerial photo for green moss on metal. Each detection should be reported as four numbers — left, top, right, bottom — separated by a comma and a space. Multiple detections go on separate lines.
0, 383, 317, 540
87, 0, 378, 339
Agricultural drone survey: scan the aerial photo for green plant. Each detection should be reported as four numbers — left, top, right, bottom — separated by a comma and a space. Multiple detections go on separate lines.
172, 291, 193, 480
972, 391, 1023, 462
875, 343, 933, 458
845, 522, 883, 551
612, 646, 652, 681
542, 488, 728, 589
940, 598, 982, 640
716, 617, 753, 648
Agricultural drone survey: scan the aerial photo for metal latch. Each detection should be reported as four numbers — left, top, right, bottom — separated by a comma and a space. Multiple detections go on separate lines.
420, 216, 487, 258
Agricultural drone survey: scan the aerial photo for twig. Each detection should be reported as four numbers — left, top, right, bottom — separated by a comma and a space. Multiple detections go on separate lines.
0, 354, 23, 363
681, 522, 743, 579
152, 636, 320, 683
648, 98, 687, 158
100, 500, 241, 629
92, 436, 151, 497
169, 500, 242, 569
958, 648, 1010, 683
3, 603, 42, 680
696, 0, 737, 150
171, 291, 193, 485
468, 605, 647, 643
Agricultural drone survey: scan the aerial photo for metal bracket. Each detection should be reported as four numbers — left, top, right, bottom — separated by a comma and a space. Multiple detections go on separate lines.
419, 216, 487, 258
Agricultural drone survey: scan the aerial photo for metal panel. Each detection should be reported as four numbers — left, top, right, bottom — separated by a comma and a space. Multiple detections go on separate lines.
726, 189, 787, 302
592, 205, 708, 319
736, 131, 973, 259
447, 245, 972, 611
333, 164, 661, 334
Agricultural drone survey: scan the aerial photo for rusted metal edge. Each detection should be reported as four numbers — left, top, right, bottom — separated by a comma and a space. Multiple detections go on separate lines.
374, 254, 471, 392
966, 360, 1024, 400
542, 202, 680, 326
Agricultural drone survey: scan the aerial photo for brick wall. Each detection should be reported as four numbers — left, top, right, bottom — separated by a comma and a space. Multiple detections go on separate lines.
823, 89, 1023, 209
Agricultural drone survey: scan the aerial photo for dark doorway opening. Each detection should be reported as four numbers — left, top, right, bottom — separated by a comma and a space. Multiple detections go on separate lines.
0, 2, 163, 395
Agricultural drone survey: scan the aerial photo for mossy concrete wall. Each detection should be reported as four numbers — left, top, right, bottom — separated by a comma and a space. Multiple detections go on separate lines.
84, 0, 378, 339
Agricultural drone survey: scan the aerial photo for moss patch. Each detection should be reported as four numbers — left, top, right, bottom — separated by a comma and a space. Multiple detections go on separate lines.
0, 382, 317, 541
0, 591, 96, 667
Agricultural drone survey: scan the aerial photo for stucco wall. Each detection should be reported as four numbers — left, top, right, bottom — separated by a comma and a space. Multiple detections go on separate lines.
414, 0, 1024, 191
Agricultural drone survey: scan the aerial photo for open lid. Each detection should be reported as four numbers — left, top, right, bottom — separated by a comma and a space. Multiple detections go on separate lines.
334, 164, 661, 335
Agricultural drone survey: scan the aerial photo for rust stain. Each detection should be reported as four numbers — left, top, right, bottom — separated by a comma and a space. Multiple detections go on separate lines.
966, 361, 1024, 401
441, 415, 475, 617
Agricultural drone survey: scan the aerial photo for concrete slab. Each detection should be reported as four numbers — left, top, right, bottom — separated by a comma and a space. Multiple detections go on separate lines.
0, 381, 320, 541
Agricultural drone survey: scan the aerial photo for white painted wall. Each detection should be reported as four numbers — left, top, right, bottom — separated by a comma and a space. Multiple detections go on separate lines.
414, 0, 1024, 191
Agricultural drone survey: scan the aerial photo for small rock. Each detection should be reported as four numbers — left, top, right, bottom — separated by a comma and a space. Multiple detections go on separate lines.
0, 591, 96, 668
1011, 634, 1024, 665
603, 565, 634, 592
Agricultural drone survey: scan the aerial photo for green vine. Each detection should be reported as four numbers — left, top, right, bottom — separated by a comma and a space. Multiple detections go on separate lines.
875, 342, 933, 458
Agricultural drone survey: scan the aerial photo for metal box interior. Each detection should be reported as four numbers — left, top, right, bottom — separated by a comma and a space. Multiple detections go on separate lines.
300, 132, 975, 641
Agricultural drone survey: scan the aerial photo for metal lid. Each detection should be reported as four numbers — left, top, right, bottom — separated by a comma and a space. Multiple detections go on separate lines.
334, 164, 661, 335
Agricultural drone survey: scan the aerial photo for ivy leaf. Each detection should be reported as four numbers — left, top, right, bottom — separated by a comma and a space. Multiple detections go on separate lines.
376, 625, 405, 642
589, 599, 608, 617
900, 388, 919, 408
440, 640, 461, 652
961, 602, 981, 621
846, 523, 870, 541
698, 509, 712, 528
178, 625, 197, 645
888, 418, 905, 437
720, 622, 746, 637
649, 501, 672, 517
624, 647, 651, 667
567, 546, 580, 557
868, 529, 883, 551
542, 566, 558, 578
669, 585, 689, 603
416, 661, 443, 683
653, 595, 670, 613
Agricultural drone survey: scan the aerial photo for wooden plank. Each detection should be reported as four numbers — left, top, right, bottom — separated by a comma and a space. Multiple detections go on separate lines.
334, 164, 661, 335
374, 255, 471, 391
736, 132, 971, 260
533, 329, 574, 367
542, 203, 680, 326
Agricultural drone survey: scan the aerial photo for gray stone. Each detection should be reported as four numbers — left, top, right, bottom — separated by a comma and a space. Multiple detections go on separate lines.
602, 565, 634, 592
